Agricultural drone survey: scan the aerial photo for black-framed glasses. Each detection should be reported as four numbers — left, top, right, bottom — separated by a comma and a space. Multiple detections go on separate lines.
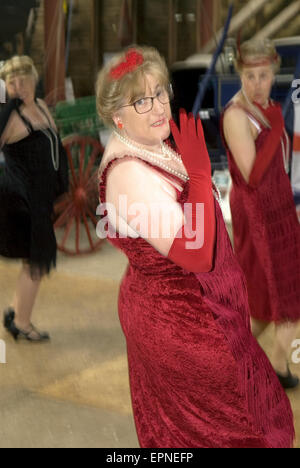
120, 85, 173, 115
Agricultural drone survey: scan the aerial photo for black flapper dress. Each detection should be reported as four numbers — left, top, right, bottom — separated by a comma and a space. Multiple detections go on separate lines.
0, 101, 69, 277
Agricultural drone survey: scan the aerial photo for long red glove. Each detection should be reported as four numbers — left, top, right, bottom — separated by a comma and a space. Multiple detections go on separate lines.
167, 109, 216, 273
249, 102, 285, 187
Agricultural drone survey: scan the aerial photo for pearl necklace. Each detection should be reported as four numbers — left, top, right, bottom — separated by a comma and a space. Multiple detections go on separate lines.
114, 131, 189, 182
113, 131, 221, 202
40, 127, 60, 171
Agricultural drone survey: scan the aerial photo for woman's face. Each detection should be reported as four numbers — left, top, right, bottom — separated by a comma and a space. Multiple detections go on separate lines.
114, 73, 172, 148
6, 73, 36, 104
241, 64, 274, 106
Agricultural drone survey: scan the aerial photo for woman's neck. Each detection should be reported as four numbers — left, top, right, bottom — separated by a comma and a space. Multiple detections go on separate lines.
22, 97, 36, 109
117, 130, 163, 153
240, 88, 269, 109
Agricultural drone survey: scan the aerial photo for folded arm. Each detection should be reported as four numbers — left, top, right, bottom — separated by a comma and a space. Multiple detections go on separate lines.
105, 158, 215, 273
223, 105, 284, 187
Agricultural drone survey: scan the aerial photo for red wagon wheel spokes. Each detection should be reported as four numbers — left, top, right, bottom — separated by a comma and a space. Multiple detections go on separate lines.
54, 197, 74, 229
54, 135, 105, 256
82, 211, 95, 251
82, 145, 103, 185
86, 205, 98, 228
54, 195, 72, 216
60, 215, 75, 251
65, 144, 79, 186
78, 141, 87, 185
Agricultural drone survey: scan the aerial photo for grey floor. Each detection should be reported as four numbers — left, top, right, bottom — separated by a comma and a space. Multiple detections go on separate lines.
0, 241, 139, 448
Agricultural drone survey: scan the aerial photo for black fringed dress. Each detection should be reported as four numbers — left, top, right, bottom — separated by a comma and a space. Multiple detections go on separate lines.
0, 102, 69, 277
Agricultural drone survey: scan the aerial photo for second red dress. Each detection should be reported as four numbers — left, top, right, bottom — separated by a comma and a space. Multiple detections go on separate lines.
221, 103, 300, 324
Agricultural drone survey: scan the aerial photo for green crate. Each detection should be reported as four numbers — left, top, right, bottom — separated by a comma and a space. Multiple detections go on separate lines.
54, 96, 105, 139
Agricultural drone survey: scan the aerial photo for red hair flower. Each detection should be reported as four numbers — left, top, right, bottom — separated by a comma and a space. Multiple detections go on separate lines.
109, 49, 144, 80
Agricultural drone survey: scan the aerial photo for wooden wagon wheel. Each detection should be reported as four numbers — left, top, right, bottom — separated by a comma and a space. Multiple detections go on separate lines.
54, 135, 105, 256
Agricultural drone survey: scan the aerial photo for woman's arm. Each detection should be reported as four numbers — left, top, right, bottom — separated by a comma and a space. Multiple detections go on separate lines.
106, 159, 185, 256
223, 104, 285, 187
0, 98, 22, 147
223, 107, 257, 184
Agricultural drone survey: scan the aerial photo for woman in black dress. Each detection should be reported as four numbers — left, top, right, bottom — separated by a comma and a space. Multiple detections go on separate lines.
0, 56, 68, 342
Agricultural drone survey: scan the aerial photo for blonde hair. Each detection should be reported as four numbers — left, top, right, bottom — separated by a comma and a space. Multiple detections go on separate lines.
0, 56, 39, 83
234, 39, 281, 128
96, 45, 170, 128
235, 39, 281, 74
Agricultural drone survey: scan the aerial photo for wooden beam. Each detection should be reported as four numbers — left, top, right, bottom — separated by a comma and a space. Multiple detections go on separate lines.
199, 0, 215, 49
92, 0, 100, 78
253, 1, 300, 40
202, 0, 270, 53
131, 0, 138, 44
44, 0, 66, 106
168, 0, 176, 65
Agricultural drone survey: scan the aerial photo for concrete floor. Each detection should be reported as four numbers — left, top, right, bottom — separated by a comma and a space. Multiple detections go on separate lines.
0, 240, 299, 448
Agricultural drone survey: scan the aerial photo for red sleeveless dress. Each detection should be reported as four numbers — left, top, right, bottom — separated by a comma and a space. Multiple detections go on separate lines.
99, 154, 295, 448
221, 103, 300, 324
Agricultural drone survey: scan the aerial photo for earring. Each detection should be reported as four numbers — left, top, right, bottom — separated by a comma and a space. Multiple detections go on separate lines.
117, 121, 124, 130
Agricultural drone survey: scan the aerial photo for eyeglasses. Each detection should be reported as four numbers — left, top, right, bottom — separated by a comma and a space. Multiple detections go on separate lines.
120, 86, 173, 115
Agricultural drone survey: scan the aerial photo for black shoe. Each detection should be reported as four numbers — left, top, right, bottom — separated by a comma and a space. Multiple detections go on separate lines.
6, 320, 50, 343
3, 308, 15, 330
276, 366, 299, 390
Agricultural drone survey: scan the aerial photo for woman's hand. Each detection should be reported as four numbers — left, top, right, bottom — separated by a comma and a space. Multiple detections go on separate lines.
0, 98, 23, 142
170, 109, 212, 180
168, 109, 216, 272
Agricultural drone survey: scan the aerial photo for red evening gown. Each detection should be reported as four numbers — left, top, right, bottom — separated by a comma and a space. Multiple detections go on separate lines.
99, 153, 295, 448
221, 103, 300, 324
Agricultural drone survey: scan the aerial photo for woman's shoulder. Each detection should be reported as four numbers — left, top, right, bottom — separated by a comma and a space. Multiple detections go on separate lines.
36, 98, 48, 109
223, 99, 249, 127
36, 98, 57, 130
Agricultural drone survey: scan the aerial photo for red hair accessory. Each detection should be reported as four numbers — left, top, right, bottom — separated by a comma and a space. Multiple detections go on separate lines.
237, 30, 279, 68
109, 49, 144, 80
238, 54, 279, 68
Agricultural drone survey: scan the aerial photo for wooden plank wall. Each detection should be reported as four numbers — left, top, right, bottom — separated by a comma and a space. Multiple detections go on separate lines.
31, 0, 95, 98
29, 0, 214, 98
28, 0, 300, 100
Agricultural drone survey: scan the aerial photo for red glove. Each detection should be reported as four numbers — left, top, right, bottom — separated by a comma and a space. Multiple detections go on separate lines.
167, 109, 216, 273
249, 102, 285, 187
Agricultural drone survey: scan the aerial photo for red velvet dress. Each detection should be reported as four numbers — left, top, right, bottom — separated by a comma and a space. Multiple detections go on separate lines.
99, 154, 295, 448
221, 104, 300, 324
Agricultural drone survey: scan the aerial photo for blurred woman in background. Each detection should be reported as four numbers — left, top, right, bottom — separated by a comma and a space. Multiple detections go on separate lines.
221, 39, 300, 389
0, 56, 68, 342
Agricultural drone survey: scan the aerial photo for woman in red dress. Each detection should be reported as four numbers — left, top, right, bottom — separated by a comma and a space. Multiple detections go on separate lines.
97, 46, 295, 448
221, 39, 300, 389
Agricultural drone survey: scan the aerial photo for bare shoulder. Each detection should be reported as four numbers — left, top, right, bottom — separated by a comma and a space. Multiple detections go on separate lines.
107, 157, 158, 183
37, 98, 50, 112
223, 104, 248, 126
37, 99, 57, 128
106, 156, 178, 201
223, 104, 252, 141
